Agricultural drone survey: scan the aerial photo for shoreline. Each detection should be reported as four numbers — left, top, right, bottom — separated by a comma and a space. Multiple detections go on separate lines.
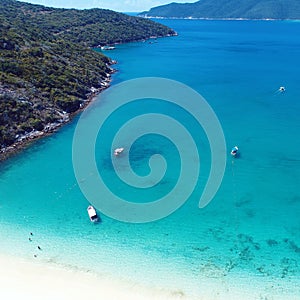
140, 16, 299, 21
0, 34, 178, 164
0, 33, 179, 164
0, 69, 114, 163
0, 251, 298, 300
0, 253, 195, 300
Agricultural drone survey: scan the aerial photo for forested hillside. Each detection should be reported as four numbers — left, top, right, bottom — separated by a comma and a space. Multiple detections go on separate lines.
0, 0, 176, 155
139, 0, 300, 20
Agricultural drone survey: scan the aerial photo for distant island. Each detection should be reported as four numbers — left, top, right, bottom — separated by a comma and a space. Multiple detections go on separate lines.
139, 0, 300, 20
0, 0, 176, 159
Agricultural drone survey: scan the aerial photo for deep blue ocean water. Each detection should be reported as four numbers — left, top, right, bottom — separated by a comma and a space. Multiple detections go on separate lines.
0, 20, 300, 298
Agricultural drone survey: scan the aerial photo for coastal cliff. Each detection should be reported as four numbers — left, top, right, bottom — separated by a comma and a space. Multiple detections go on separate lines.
0, 0, 176, 159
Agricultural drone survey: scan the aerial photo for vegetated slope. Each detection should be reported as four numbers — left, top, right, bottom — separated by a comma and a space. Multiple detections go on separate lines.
0, 0, 176, 151
139, 0, 300, 19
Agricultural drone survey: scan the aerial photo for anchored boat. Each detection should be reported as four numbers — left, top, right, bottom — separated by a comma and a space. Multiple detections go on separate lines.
101, 46, 115, 50
114, 147, 124, 156
87, 205, 99, 223
231, 146, 239, 157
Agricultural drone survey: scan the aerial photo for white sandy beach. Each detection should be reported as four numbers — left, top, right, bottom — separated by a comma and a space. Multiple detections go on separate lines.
1, 253, 300, 300
0, 254, 194, 300
0, 253, 299, 300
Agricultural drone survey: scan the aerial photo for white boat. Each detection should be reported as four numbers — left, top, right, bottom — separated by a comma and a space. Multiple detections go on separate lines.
279, 86, 285, 92
114, 147, 124, 156
231, 146, 239, 156
101, 46, 115, 50
87, 205, 99, 223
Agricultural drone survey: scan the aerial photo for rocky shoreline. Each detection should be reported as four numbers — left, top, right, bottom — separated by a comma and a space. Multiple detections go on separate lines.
1, 1, 178, 163
0, 67, 115, 162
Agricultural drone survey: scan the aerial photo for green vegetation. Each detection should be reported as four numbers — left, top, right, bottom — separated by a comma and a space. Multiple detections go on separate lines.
139, 0, 300, 20
0, 0, 176, 150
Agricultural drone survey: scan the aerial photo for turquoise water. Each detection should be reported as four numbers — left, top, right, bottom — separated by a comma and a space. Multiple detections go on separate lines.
1, 20, 300, 298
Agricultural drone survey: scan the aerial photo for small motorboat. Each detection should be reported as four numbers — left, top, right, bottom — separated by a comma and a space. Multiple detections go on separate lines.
114, 147, 124, 156
231, 146, 239, 156
279, 86, 285, 93
101, 46, 115, 50
87, 205, 99, 223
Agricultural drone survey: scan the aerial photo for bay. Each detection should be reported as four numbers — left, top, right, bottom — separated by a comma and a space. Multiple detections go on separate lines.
0, 19, 299, 298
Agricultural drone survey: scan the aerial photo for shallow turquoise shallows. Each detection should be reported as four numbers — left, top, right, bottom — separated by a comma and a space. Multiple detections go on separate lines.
0, 19, 299, 298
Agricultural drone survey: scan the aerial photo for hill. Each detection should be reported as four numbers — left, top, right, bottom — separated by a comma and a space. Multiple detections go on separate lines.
0, 0, 176, 158
139, 0, 300, 20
